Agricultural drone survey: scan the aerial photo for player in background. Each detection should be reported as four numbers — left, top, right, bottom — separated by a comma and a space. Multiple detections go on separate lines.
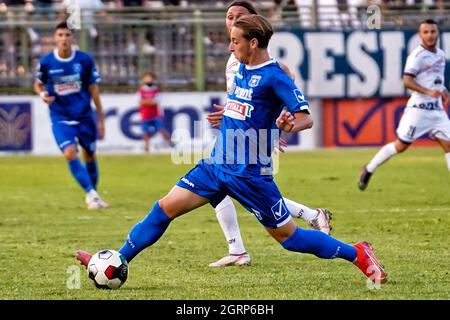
207, 0, 331, 268
77, 14, 387, 285
138, 71, 174, 153
34, 21, 109, 210
359, 19, 450, 190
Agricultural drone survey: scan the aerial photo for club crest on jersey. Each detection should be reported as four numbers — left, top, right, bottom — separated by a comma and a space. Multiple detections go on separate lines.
248, 75, 261, 87
224, 99, 254, 120
72, 63, 82, 74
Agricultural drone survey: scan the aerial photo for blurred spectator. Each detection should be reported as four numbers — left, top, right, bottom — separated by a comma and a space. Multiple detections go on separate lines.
115, 0, 150, 7
0, 0, 37, 77
162, 0, 180, 5
61, 0, 105, 38
33, 1, 57, 43
268, 0, 285, 27
294, 0, 341, 29
294, 0, 366, 29
405, 0, 434, 7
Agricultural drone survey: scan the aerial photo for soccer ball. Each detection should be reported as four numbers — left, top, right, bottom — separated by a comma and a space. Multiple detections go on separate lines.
87, 249, 128, 289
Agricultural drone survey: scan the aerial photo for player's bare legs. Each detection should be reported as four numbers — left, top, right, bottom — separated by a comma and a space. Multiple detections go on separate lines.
359, 139, 409, 190
266, 219, 387, 284
159, 186, 209, 218
160, 128, 175, 147
143, 132, 151, 153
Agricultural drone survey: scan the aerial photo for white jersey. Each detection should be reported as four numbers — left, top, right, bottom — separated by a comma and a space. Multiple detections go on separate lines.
226, 53, 240, 92
397, 45, 450, 143
404, 45, 446, 110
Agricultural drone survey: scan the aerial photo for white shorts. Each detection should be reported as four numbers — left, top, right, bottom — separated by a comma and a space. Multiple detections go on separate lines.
396, 107, 450, 143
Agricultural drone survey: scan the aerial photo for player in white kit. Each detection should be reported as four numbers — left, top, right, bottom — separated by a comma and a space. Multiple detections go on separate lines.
207, 1, 332, 267
359, 19, 450, 190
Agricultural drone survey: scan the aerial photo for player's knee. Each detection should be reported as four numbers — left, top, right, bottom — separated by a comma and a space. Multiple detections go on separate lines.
63, 145, 78, 161
394, 140, 409, 153
158, 197, 179, 219
440, 139, 450, 152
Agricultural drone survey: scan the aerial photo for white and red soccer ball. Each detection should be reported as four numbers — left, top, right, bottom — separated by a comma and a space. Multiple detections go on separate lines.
87, 249, 128, 289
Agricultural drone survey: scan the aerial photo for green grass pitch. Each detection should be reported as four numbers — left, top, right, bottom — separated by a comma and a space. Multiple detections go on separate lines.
0, 148, 449, 300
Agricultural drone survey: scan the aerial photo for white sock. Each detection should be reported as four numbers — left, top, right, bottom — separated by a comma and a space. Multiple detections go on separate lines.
87, 189, 99, 198
445, 152, 450, 171
366, 142, 398, 173
283, 198, 318, 222
215, 196, 247, 255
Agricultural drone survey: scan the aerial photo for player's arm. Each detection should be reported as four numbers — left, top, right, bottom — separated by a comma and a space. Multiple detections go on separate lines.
89, 84, 105, 139
276, 110, 312, 133
403, 74, 441, 98
273, 71, 312, 133
33, 80, 55, 105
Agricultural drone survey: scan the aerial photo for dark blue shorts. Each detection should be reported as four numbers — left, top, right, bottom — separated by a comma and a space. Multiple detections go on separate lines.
176, 160, 291, 228
142, 118, 164, 135
52, 117, 97, 155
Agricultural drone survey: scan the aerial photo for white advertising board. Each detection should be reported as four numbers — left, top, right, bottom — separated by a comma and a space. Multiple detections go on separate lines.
0, 93, 320, 155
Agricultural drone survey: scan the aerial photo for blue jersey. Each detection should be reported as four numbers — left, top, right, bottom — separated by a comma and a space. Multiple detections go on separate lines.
36, 49, 101, 123
209, 59, 310, 177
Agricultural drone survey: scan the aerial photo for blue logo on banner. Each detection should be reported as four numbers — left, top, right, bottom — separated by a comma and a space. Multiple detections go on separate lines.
0, 102, 32, 151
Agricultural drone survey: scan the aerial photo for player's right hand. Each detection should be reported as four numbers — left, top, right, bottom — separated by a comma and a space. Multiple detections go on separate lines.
40, 91, 55, 104
207, 104, 225, 128
426, 89, 442, 98
276, 110, 295, 132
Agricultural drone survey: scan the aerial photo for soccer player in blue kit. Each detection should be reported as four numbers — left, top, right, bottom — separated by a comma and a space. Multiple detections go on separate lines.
34, 22, 109, 210
77, 15, 386, 285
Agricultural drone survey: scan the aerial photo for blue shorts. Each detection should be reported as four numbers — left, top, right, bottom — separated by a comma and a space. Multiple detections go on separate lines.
142, 118, 164, 135
52, 117, 97, 155
176, 160, 291, 228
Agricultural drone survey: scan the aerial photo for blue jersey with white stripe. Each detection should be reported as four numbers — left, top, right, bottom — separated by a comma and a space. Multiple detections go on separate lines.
36, 49, 101, 122
210, 59, 310, 177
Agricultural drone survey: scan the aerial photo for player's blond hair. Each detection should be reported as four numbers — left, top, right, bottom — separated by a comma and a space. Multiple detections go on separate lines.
233, 14, 273, 49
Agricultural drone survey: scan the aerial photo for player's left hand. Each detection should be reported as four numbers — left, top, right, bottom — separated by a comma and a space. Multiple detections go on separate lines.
276, 110, 295, 132
207, 104, 225, 128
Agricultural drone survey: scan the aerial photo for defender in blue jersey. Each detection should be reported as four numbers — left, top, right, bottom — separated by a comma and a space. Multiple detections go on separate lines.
34, 22, 108, 210
76, 15, 386, 285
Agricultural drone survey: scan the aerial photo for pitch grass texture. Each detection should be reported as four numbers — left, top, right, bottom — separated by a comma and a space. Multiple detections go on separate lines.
0, 148, 449, 300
